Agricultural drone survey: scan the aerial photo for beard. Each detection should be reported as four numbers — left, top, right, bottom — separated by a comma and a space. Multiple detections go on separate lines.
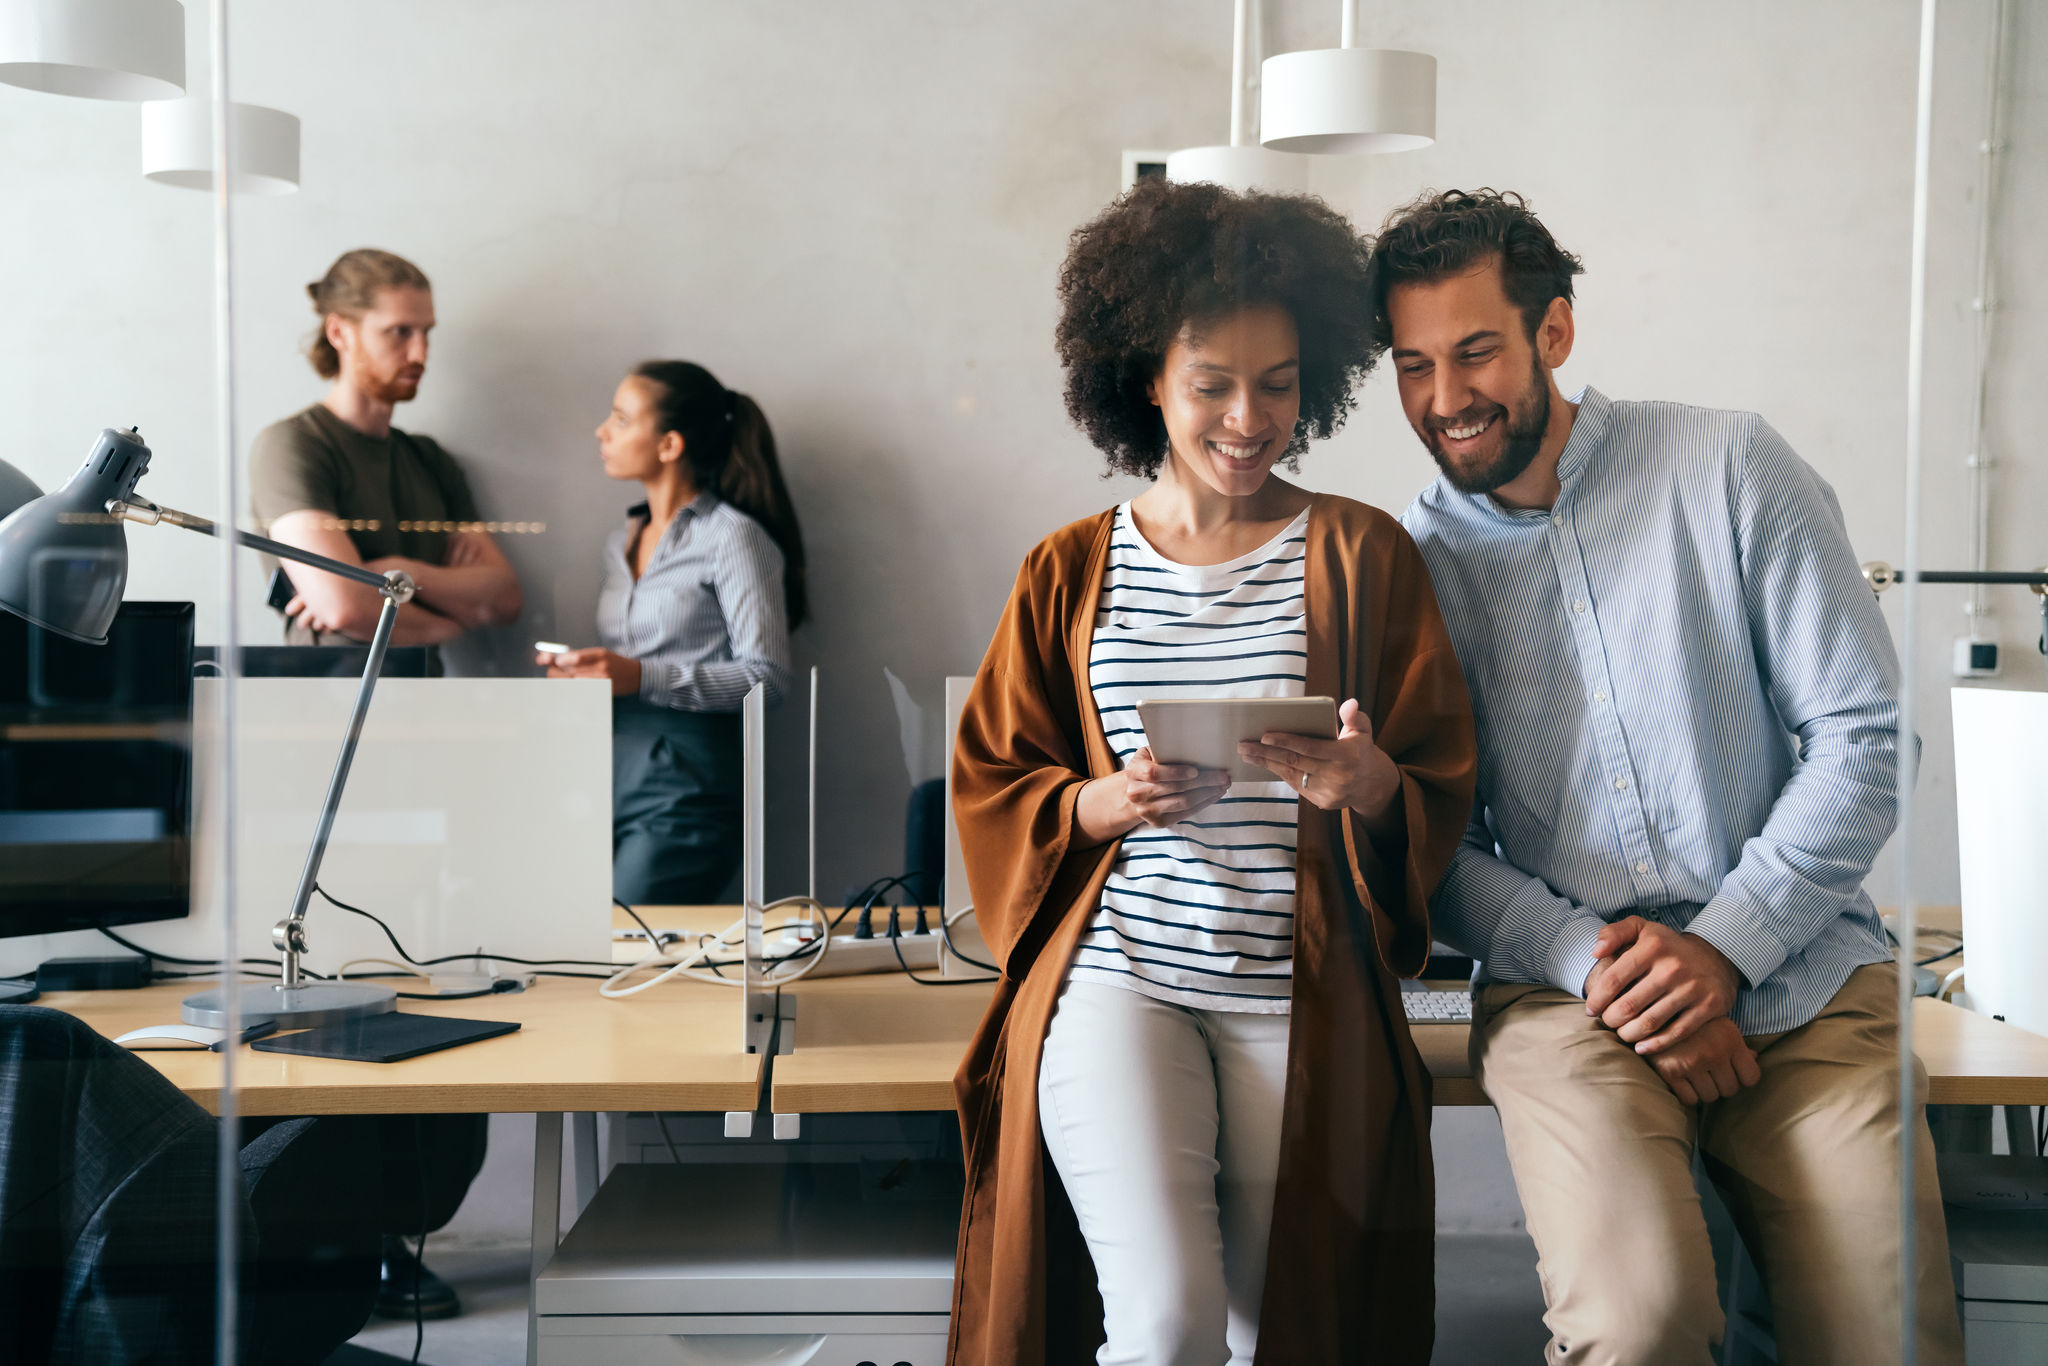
363, 363, 423, 405
1420, 353, 1550, 496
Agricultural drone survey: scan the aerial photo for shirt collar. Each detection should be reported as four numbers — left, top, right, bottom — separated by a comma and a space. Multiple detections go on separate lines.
626, 489, 721, 536
1554, 384, 1609, 492
1445, 383, 1610, 524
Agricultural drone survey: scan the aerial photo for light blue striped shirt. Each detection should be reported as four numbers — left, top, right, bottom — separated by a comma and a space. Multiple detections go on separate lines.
1400, 387, 1897, 1035
598, 491, 793, 712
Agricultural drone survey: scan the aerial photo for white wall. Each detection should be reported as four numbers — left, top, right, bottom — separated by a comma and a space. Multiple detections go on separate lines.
2, 0, 2040, 914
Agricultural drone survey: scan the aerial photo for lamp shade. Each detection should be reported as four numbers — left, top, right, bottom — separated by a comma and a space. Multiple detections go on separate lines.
0, 0, 185, 101
0, 458, 41, 521
1260, 47, 1435, 155
1167, 145, 1309, 196
141, 98, 300, 195
0, 429, 151, 645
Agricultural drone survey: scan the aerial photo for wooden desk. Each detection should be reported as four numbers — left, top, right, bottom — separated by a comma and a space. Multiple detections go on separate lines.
44, 975, 762, 1116
771, 976, 2048, 1113
773, 972, 995, 1113
1913, 997, 2048, 1106
771, 973, 1490, 1111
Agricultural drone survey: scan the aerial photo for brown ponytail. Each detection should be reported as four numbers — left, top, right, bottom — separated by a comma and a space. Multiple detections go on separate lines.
633, 361, 809, 629
305, 248, 431, 378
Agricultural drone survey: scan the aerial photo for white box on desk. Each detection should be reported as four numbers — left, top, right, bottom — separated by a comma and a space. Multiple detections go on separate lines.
177, 677, 613, 974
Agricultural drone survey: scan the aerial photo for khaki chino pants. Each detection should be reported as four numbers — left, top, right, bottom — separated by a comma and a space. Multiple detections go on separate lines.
1472, 962, 1963, 1366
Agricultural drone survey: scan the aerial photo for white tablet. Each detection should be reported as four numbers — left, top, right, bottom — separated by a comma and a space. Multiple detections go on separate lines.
1135, 696, 1340, 784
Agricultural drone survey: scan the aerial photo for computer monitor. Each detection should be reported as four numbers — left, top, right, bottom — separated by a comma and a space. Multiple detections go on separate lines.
0, 601, 195, 939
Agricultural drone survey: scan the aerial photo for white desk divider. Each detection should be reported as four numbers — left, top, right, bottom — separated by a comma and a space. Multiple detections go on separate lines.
741, 681, 771, 1055
175, 677, 610, 978
1952, 688, 2048, 1038
941, 675, 988, 977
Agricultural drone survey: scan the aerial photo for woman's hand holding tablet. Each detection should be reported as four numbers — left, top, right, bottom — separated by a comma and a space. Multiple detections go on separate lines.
1073, 745, 1232, 842
1136, 696, 1340, 784
1236, 697, 1402, 823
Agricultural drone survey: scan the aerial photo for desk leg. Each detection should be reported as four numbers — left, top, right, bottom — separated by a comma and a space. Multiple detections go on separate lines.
528, 1112, 562, 1366
572, 1112, 600, 1217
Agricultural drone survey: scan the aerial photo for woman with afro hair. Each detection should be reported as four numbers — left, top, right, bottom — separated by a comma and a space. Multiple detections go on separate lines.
948, 177, 1477, 1364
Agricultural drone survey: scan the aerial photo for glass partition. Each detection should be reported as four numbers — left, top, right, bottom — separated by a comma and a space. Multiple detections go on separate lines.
19, 0, 2048, 1360
0, 0, 250, 1357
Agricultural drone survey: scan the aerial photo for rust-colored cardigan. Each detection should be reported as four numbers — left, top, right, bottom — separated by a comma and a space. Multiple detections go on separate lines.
947, 494, 1477, 1364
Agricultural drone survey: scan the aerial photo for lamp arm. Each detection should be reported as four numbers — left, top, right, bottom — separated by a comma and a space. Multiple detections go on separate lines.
274, 590, 402, 986
108, 498, 411, 599
108, 495, 416, 988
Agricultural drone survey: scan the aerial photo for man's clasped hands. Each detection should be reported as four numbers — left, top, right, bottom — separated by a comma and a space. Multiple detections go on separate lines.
1583, 917, 1760, 1104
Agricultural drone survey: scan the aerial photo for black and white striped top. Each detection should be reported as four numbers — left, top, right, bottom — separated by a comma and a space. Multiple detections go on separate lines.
1072, 503, 1309, 1014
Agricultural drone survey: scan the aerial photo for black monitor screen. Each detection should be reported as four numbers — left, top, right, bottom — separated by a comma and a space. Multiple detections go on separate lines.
0, 601, 195, 939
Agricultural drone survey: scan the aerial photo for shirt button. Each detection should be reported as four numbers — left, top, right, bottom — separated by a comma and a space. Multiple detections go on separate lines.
1635, 860, 1650, 875
1593, 690, 1608, 703
1551, 515, 1564, 527
1571, 600, 1587, 614
1613, 776, 1630, 791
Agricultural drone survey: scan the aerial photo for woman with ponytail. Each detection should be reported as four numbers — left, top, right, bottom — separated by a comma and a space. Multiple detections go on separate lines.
541, 361, 805, 904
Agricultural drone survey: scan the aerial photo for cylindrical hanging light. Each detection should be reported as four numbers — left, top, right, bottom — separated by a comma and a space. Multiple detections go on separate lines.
1260, 0, 1435, 155
141, 98, 300, 195
1168, 0, 1309, 195
0, 0, 185, 101
1167, 145, 1307, 195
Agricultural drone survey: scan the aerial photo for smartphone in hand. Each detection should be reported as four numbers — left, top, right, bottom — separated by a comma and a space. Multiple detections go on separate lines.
265, 567, 295, 613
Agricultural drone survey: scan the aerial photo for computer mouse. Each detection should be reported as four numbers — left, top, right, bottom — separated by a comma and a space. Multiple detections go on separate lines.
114, 1023, 225, 1050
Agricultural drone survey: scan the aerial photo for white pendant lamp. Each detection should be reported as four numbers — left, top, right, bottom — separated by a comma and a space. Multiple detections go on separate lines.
142, 98, 300, 195
1167, 144, 1306, 195
1260, 0, 1435, 155
0, 0, 185, 101
1168, 0, 1308, 195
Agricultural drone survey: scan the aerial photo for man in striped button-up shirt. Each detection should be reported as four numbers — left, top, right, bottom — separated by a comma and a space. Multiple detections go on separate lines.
1379, 191, 1960, 1364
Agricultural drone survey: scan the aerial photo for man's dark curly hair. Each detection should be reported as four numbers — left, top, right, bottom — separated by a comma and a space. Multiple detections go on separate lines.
1055, 177, 1376, 479
1366, 188, 1584, 356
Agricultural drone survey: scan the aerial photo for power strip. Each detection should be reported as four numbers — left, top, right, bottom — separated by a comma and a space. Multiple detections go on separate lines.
777, 926, 941, 979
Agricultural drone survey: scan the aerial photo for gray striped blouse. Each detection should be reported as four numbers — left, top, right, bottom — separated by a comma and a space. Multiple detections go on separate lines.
1401, 386, 1896, 1036
1072, 503, 1310, 1014
597, 491, 794, 712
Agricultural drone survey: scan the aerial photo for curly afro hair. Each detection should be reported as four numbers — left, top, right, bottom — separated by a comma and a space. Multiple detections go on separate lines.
1055, 177, 1376, 479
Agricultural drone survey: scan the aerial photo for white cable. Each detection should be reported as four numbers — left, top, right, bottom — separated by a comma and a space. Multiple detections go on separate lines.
598, 897, 837, 997
1940, 966, 1967, 1003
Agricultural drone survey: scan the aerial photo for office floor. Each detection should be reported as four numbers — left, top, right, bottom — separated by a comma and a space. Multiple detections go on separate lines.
344, 1235, 1552, 1364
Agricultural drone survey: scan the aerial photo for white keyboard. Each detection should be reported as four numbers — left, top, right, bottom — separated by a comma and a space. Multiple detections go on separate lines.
1401, 989, 1473, 1024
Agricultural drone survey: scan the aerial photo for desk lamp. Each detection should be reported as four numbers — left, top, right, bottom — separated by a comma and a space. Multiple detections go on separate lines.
1863, 562, 2048, 689
0, 427, 409, 1027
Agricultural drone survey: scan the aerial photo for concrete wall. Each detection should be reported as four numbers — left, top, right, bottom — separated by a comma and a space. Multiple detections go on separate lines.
5, 0, 2036, 914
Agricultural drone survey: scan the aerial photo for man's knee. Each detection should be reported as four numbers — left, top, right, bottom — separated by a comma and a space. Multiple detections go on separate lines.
1545, 1261, 1722, 1366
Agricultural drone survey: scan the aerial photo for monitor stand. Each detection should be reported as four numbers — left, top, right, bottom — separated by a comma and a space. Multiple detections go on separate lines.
0, 980, 39, 1005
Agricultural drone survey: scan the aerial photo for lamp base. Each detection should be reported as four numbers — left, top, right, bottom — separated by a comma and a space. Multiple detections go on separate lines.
181, 980, 397, 1029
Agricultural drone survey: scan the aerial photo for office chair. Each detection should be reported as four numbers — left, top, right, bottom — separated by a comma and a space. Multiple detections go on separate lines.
0, 1006, 381, 1365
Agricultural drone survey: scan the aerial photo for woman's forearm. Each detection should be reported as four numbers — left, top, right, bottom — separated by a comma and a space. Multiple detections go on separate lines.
1073, 773, 1140, 846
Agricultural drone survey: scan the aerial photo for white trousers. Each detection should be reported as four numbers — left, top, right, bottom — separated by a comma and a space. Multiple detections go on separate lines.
1037, 979, 1291, 1366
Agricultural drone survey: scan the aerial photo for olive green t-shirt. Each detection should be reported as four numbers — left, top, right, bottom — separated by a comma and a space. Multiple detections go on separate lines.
248, 404, 481, 643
